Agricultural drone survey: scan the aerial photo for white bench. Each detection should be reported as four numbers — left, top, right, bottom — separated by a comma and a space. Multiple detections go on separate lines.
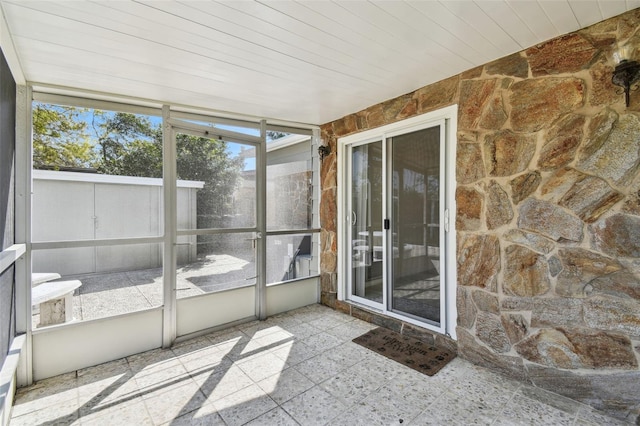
32, 280, 82, 327
32, 272, 61, 286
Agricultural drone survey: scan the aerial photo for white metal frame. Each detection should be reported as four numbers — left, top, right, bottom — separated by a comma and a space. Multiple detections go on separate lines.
15, 85, 32, 385
17, 89, 322, 381
168, 114, 267, 329
337, 105, 458, 338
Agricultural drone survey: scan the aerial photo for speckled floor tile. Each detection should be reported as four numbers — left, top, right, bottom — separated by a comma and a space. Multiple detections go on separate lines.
77, 358, 130, 382
205, 327, 248, 346
446, 372, 518, 409
343, 392, 424, 426
293, 353, 347, 384
237, 351, 289, 382
252, 329, 296, 350
498, 393, 576, 426
323, 319, 376, 341
142, 381, 207, 425
175, 343, 227, 373
244, 407, 301, 426
76, 360, 137, 403
80, 396, 152, 426
126, 347, 177, 373
281, 386, 347, 425
271, 339, 317, 366
77, 374, 140, 416
238, 322, 292, 340
320, 368, 383, 406
164, 403, 226, 425
171, 336, 215, 357
307, 313, 353, 330
335, 400, 390, 426
213, 384, 278, 426
264, 312, 304, 328
194, 363, 255, 402
133, 359, 192, 396
349, 354, 407, 384
279, 321, 322, 340
291, 309, 328, 324
222, 336, 270, 362
257, 368, 315, 404
371, 369, 445, 418
301, 331, 343, 352
209, 331, 252, 359
10, 305, 631, 426
324, 341, 370, 366
10, 396, 80, 426
12, 372, 79, 417
410, 391, 498, 425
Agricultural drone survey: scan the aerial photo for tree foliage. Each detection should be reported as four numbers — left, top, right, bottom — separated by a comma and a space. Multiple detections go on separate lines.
266, 130, 287, 141
33, 103, 244, 223
32, 104, 96, 169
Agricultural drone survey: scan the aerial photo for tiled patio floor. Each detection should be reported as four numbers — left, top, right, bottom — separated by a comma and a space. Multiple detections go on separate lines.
13, 304, 626, 425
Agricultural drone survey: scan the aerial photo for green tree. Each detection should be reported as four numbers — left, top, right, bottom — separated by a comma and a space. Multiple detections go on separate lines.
266, 130, 287, 141
33, 103, 244, 232
114, 130, 244, 225
92, 112, 156, 175
176, 133, 244, 227
32, 103, 95, 169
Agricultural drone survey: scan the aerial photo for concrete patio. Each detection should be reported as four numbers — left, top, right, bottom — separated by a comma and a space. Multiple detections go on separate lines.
16, 304, 625, 425
32, 253, 256, 328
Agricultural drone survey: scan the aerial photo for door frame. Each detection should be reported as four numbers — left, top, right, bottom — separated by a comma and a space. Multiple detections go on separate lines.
165, 115, 267, 346
337, 105, 458, 338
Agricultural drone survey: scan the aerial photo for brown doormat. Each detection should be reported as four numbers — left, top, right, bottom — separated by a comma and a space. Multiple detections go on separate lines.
353, 327, 455, 376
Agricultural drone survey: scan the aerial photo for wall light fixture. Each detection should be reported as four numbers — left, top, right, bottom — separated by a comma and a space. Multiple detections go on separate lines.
612, 44, 640, 107
318, 144, 331, 161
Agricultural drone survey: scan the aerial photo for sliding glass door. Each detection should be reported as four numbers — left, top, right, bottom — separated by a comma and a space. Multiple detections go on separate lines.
350, 141, 383, 304
345, 116, 451, 333
390, 126, 443, 324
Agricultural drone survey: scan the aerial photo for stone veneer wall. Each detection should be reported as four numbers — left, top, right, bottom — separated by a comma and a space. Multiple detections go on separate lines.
319, 9, 640, 422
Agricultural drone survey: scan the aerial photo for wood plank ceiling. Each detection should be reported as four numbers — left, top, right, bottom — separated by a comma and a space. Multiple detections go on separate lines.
1, 1, 637, 125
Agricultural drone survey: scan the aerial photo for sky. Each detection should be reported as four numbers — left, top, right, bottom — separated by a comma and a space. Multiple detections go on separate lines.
56, 103, 259, 171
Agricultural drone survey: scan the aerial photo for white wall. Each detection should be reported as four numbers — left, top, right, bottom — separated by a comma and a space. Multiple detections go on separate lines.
32, 309, 162, 380
32, 170, 202, 275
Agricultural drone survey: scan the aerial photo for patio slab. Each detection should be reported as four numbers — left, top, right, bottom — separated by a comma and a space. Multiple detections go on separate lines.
14, 304, 628, 425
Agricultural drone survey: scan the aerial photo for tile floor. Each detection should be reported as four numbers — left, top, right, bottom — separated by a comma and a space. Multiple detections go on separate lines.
12, 304, 627, 425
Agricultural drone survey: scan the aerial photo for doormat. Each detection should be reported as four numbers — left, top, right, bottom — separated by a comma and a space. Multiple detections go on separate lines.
353, 327, 455, 376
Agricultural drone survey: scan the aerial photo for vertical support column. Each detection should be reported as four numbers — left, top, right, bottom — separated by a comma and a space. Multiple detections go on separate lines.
255, 120, 267, 320
444, 110, 458, 340
311, 129, 321, 302
15, 85, 32, 386
162, 105, 177, 347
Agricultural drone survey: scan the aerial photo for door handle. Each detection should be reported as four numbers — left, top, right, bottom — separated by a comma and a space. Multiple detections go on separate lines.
245, 232, 262, 249
444, 209, 450, 232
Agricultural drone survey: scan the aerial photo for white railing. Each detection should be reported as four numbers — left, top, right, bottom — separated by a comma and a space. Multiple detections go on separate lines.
0, 244, 26, 426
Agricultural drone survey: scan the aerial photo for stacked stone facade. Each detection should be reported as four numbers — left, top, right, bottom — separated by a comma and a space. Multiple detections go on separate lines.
319, 9, 640, 422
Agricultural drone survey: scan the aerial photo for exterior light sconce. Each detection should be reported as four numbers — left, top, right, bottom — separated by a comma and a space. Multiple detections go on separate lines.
318, 144, 331, 161
612, 44, 640, 107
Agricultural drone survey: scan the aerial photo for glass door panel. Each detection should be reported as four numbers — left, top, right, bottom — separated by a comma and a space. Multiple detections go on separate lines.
390, 127, 442, 324
350, 142, 383, 304
175, 132, 257, 299
176, 133, 256, 230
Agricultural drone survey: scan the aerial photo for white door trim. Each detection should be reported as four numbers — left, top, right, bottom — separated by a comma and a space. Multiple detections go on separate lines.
337, 105, 457, 339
